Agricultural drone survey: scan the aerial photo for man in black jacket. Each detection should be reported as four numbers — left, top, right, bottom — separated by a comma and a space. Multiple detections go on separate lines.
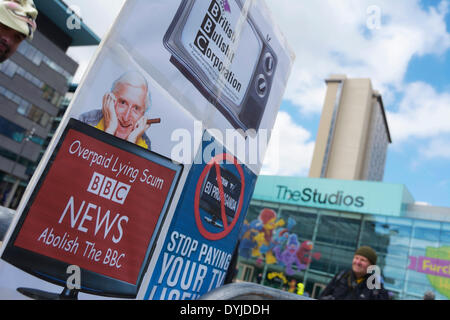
319, 246, 389, 300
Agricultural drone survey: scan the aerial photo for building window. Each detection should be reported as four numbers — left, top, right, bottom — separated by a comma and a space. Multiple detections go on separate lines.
1, 60, 42, 88
441, 223, 450, 246
315, 214, 361, 248
0, 145, 35, 169
41, 84, 62, 107
0, 116, 44, 147
236, 263, 255, 282
17, 41, 73, 83
28, 106, 43, 124
411, 220, 441, 248
0, 116, 26, 142
0, 59, 18, 77
280, 209, 317, 242
1, 60, 63, 108
17, 100, 31, 116
0, 85, 52, 129
39, 112, 51, 128
360, 216, 391, 254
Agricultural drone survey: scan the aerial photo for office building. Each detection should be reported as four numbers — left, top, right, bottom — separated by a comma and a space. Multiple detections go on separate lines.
309, 75, 392, 181
236, 175, 450, 300
0, 0, 99, 208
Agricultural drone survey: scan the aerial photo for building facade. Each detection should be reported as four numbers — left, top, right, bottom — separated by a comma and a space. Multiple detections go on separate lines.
236, 175, 450, 300
309, 75, 392, 181
0, 0, 99, 208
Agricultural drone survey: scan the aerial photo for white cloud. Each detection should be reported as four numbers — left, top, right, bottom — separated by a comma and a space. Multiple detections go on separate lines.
63, 0, 450, 169
385, 81, 450, 163
414, 201, 431, 206
387, 82, 450, 143
265, 0, 450, 114
67, 46, 98, 83
261, 112, 315, 176
65, 0, 125, 37
421, 137, 450, 160
65, 1, 450, 101
264, 0, 450, 168
66, 1, 450, 108
65, 0, 126, 83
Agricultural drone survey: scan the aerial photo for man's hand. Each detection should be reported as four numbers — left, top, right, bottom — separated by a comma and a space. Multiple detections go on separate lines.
127, 115, 151, 144
102, 92, 119, 135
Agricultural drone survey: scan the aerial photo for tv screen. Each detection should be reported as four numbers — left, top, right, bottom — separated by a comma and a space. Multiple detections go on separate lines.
199, 164, 242, 227
164, 0, 277, 132
2, 119, 182, 298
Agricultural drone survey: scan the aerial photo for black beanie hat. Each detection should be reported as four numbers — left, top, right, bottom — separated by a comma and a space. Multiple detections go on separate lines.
355, 246, 377, 265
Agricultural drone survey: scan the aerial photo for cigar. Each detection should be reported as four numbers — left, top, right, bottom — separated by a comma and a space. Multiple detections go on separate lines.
146, 118, 161, 125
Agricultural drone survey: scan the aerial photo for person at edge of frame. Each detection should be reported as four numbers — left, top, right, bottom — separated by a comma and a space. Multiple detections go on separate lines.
0, 0, 37, 63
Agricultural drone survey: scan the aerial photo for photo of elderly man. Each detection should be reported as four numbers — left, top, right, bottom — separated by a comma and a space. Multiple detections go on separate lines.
79, 71, 160, 150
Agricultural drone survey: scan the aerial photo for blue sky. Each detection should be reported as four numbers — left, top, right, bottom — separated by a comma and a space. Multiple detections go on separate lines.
67, 0, 450, 207
388, 25, 450, 207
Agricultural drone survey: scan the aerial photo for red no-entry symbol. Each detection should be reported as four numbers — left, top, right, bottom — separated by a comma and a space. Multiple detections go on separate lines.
194, 153, 245, 240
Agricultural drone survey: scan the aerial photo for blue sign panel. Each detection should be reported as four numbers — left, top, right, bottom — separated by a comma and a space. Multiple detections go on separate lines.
144, 131, 257, 299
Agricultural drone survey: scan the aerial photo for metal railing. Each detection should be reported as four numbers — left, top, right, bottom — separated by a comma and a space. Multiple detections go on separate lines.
199, 282, 314, 300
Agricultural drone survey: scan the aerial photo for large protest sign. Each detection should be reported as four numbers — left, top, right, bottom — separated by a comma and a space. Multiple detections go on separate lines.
0, 0, 294, 299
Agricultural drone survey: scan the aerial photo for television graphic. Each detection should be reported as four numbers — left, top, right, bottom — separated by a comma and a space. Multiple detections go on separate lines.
1, 119, 183, 299
199, 164, 242, 228
164, 0, 278, 132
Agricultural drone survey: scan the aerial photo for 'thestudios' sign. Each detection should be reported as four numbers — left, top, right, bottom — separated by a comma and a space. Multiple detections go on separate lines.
276, 185, 365, 209
252, 176, 414, 216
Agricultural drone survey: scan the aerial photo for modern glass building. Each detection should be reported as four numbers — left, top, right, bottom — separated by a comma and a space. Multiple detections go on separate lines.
236, 175, 450, 300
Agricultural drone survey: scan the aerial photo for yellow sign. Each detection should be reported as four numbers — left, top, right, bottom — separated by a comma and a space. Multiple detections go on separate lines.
297, 282, 304, 295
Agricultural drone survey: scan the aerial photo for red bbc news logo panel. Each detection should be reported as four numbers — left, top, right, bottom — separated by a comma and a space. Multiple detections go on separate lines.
12, 128, 179, 285
87, 172, 131, 205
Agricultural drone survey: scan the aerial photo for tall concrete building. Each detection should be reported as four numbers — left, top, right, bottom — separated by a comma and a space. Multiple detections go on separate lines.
0, 0, 99, 208
309, 75, 392, 181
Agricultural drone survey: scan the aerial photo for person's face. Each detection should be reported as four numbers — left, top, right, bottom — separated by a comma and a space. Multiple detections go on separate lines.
352, 254, 371, 278
112, 82, 147, 138
0, 22, 25, 62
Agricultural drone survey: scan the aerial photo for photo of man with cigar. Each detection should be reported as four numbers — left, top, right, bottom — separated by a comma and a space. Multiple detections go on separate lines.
79, 71, 160, 150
